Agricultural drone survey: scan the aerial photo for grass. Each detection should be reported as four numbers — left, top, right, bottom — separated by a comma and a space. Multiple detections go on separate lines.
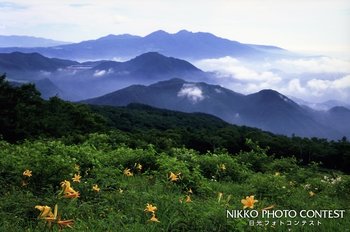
0, 136, 349, 231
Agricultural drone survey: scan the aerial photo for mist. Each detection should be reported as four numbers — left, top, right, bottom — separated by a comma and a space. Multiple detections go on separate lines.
194, 56, 350, 106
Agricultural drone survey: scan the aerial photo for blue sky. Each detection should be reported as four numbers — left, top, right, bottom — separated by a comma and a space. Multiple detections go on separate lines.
0, 0, 349, 57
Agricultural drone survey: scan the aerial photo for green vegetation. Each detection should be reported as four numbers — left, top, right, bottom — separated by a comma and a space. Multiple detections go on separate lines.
1, 75, 350, 231
0, 74, 105, 142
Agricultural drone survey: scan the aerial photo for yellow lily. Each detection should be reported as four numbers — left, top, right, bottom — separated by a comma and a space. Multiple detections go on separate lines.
124, 168, 133, 177
23, 169, 32, 177
92, 184, 100, 192
60, 180, 80, 198
144, 203, 157, 213
169, 172, 180, 182
149, 213, 160, 223
135, 163, 142, 171
72, 173, 81, 183
241, 195, 258, 209
219, 164, 226, 171
35, 205, 55, 219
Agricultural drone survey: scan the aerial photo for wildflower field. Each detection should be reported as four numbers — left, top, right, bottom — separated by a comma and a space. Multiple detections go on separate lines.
1, 136, 349, 231
1, 76, 350, 231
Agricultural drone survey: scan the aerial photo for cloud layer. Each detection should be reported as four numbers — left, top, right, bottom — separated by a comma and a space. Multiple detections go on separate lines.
195, 56, 350, 103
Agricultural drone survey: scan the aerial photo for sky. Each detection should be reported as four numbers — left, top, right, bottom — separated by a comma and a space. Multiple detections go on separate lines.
0, 0, 349, 56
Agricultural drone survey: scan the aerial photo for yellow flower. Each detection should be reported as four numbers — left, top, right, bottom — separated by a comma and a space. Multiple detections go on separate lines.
35, 205, 55, 219
64, 191, 80, 198
23, 169, 32, 177
60, 180, 80, 198
36, 204, 74, 229
149, 213, 160, 223
275, 172, 280, 176
72, 173, 81, 183
123, 168, 133, 177
185, 195, 192, 203
135, 163, 142, 171
188, 188, 193, 194
309, 191, 316, 197
118, 188, 124, 193
218, 192, 223, 203
144, 203, 157, 213
241, 195, 258, 209
169, 172, 180, 182
92, 184, 100, 192
219, 164, 226, 171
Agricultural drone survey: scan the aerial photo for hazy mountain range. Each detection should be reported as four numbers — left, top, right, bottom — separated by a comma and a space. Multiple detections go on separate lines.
0, 30, 348, 140
81, 78, 349, 140
0, 30, 290, 61
0, 35, 70, 48
0, 51, 211, 99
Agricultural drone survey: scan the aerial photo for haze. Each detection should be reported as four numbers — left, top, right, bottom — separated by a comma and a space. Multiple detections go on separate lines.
1, 0, 349, 57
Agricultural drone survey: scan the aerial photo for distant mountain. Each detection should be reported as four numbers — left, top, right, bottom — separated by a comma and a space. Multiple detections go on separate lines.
0, 35, 70, 47
0, 52, 77, 72
0, 52, 210, 100
8, 78, 63, 99
0, 30, 288, 61
290, 96, 350, 111
82, 78, 348, 139
90, 52, 206, 81
322, 107, 350, 139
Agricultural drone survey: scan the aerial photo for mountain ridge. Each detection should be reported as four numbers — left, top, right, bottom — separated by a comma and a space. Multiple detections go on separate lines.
81, 78, 349, 140
0, 30, 288, 61
0, 35, 70, 47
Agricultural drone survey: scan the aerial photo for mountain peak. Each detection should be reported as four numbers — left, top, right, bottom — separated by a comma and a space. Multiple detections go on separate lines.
329, 106, 350, 113
133, 51, 164, 59
249, 89, 296, 105
145, 30, 170, 38
258, 89, 280, 95
98, 34, 140, 40
153, 78, 186, 85
176, 29, 192, 34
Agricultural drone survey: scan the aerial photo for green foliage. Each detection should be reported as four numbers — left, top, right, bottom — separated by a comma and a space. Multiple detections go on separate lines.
236, 139, 273, 172
0, 75, 106, 142
1, 136, 349, 231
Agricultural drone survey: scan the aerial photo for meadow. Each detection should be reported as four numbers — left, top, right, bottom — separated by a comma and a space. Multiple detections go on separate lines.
1, 136, 349, 231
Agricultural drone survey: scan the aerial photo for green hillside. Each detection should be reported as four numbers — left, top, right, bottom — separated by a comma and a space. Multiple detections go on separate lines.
1, 74, 350, 231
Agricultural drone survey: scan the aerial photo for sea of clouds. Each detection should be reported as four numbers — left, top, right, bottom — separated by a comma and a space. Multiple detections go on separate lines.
194, 56, 350, 105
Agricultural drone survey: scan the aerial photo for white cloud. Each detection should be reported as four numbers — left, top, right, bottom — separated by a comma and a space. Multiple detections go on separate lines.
93, 69, 114, 77
177, 83, 205, 103
195, 56, 282, 83
195, 56, 350, 103
307, 75, 350, 90
94, 70, 106, 77
276, 57, 350, 73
